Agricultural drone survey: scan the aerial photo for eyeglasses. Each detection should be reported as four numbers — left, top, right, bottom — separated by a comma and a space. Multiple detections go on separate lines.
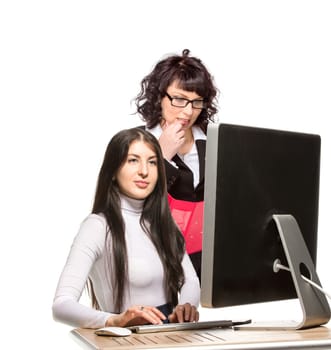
165, 92, 206, 110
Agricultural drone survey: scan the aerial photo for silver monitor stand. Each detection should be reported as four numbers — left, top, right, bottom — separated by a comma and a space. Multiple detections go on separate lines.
273, 214, 330, 329
239, 214, 330, 330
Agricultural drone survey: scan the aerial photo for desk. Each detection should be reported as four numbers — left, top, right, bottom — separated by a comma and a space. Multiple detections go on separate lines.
71, 325, 331, 349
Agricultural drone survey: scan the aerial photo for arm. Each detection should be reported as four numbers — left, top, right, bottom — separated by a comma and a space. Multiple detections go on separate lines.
178, 253, 201, 306
52, 215, 167, 328
52, 215, 113, 328
164, 159, 180, 189
169, 253, 201, 323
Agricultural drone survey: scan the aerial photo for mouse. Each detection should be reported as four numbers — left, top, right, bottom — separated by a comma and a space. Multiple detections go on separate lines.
95, 326, 132, 337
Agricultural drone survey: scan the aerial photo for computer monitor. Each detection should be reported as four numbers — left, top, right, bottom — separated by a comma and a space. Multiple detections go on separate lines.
200, 123, 330, 329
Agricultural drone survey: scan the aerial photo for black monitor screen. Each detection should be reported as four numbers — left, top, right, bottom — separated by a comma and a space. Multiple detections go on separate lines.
201, 123, 321, 308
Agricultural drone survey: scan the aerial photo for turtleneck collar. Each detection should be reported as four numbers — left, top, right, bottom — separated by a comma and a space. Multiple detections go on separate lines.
119, 193, 144, 214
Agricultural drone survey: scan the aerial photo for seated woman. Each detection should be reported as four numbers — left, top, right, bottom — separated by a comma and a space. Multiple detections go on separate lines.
52, 127, 200, 329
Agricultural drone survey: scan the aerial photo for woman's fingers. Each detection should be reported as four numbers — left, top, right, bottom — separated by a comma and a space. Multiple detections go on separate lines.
123, 305, 166, 326
168, 303, 199, 323
138, 305, 166, 323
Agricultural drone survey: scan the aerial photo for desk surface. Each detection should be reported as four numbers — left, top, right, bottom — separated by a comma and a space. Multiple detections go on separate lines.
71, 325, 331, 350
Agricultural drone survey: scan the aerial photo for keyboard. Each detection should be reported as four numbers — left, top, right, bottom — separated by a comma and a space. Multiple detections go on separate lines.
127, 319, 252, 334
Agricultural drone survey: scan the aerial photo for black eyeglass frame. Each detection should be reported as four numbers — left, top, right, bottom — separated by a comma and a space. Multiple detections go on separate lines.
165, 92, 206, 110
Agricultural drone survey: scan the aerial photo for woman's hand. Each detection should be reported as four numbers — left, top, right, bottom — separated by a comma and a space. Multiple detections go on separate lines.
168, 303, 199, 323
105, 305, 166, 327
159, 121, 185, 161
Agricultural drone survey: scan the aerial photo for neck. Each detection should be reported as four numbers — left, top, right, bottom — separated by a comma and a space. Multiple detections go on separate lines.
119, 193, 145, 213
179, 129, 194, 155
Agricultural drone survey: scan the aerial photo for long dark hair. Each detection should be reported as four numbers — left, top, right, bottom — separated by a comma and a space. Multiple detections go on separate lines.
135, 49, 218, 133
89, 128, 185, 312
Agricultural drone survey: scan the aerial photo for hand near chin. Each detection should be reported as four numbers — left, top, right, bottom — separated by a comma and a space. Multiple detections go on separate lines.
159, 122, 185, 160
168, 303, 199, 323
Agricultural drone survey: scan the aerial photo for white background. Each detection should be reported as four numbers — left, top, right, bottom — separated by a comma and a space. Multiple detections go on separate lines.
1, 1, 331, 348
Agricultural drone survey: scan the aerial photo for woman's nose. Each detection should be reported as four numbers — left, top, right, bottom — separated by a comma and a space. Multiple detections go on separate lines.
183, 102, 193, 114
138, 162, 148, 177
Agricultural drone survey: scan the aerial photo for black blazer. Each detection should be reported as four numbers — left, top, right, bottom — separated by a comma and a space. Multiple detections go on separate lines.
165, 139, 205, 202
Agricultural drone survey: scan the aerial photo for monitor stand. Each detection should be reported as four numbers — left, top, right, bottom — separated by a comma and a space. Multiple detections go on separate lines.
238, 214, 330, 330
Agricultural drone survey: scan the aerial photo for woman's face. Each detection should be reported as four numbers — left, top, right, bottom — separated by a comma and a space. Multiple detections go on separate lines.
160, 81, 203, 130
116, 140, 158, 200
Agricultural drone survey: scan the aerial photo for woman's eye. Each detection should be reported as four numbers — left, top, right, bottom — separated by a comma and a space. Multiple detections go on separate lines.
149, 160, 157, 166
128, 158, 138, 163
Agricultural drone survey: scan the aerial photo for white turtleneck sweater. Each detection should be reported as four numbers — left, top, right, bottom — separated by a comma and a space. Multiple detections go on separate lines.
52, 195, 200, 329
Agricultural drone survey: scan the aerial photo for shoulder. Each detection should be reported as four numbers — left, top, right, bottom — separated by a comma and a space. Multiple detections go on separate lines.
80, 213, 107, 231
145, 124, 162, 139
73, 214, 108, 253
192, 126, 206, 141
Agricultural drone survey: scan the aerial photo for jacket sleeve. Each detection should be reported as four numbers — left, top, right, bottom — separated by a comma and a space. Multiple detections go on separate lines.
164, 159, 180, 190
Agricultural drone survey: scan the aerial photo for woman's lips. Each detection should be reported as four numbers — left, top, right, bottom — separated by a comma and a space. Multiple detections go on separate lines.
177, 118, 190, 126
135, 181, 149, 189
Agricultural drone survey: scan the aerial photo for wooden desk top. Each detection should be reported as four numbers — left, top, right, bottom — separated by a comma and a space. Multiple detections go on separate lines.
71, 325, 331, 350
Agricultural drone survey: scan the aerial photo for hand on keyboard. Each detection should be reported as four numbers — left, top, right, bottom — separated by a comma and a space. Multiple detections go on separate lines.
168, 302, 199, 323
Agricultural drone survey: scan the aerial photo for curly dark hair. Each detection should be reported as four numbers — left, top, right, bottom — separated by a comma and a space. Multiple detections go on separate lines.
135, 49, 219, 134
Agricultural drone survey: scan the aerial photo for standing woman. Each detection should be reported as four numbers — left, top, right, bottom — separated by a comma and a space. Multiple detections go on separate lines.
52, 128, 200, 329
135, 49, 219, 280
